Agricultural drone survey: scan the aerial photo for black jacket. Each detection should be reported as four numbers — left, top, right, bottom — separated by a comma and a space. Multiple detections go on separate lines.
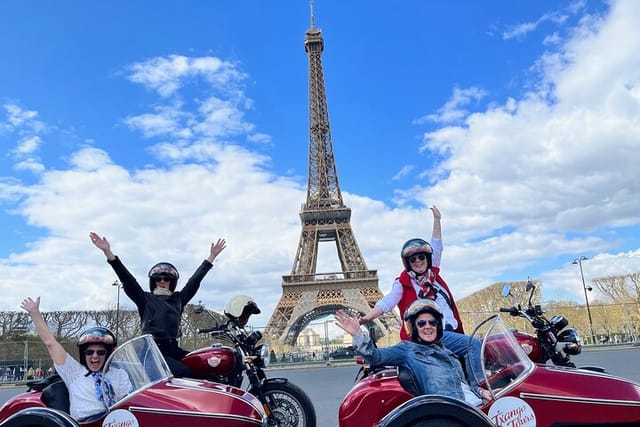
108, 256, 212, 339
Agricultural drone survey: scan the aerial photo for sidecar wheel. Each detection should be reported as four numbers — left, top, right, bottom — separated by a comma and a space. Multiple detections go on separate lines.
376, 395, 493, 427
252, 381, 317, 427
0, 407, 78, 427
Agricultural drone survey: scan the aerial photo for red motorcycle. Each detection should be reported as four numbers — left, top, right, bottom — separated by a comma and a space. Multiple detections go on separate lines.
182, 295, 316, 427
499, 281, 594, 369
0, 335, 267, 427
338, 314, 640, 426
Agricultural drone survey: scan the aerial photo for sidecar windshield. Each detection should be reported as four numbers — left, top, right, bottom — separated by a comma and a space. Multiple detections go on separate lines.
101, 335, 172, 406
471, 315, 535, 395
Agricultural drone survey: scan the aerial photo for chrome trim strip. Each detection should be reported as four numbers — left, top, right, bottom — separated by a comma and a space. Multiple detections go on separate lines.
544, 365, 639, 384
164, 379, 265, 415
127, 406, 263, 424
520, 392, 640, 407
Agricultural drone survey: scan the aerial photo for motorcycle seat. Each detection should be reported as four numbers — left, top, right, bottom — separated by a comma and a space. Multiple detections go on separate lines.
26, 373, 62, 391
40, 380, 70, 414
397, 366, 420, 396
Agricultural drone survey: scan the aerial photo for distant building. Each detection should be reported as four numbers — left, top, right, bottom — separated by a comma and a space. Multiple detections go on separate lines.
297, 329, 321, 347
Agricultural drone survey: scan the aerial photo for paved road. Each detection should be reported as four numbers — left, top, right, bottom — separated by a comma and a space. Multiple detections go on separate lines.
1, 347, 639, 427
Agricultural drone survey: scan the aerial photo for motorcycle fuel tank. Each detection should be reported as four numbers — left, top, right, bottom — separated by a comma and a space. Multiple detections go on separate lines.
182, 343, 237, 378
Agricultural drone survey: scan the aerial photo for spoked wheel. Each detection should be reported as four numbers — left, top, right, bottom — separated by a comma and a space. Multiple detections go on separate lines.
254, 382, 317, 427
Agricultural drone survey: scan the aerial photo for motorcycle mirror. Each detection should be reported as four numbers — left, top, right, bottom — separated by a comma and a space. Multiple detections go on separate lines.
193, 301, 205, 314
525, 278, 535, 292
501, 283, 512, 297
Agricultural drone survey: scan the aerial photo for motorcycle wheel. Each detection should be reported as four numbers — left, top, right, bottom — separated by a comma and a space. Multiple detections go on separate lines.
252, 382, 317, 427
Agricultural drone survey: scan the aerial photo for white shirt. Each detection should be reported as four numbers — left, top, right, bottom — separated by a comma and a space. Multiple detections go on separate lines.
375, 238, 459, 330
55, 353, 131, 421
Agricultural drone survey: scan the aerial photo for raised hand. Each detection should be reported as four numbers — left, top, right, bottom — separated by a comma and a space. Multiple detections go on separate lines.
335, 310, 362, 336
208, 238, 227, 263
20, 296, 40, 315
89, 232, 110, 251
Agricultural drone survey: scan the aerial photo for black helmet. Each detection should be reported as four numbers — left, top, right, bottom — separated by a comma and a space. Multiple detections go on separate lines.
401, 238, 433, 272
77, 327, 117, 368
403, 299, 444, 343
148, 262, 179, 292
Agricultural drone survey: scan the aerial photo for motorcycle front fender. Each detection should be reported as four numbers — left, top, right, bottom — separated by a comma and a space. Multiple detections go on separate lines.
260, 377, 289, 385
0, 407, 78, 427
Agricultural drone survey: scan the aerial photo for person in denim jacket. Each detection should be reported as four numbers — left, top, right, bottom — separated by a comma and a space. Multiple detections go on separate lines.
336, 299, 488, 405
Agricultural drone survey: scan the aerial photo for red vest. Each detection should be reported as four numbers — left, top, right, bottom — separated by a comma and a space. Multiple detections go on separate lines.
397, 266, 464, 340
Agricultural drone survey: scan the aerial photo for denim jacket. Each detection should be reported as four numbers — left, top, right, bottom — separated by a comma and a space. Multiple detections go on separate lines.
353, 333, 466, 401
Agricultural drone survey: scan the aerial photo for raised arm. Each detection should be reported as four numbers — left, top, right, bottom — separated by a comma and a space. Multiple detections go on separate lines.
359, 306, 383, 325
20, 297, 67, 366
431, 206, 442, 240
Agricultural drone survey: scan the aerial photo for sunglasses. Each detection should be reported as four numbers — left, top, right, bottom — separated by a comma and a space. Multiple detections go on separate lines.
409, 254, 427, 264
155, 276, 172, 283
416, 319, 439, 328
84, 349, 107, 356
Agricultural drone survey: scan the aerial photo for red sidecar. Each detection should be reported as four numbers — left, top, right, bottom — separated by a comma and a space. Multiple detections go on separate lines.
0, 335, 267, 427
339, 315, 640, 427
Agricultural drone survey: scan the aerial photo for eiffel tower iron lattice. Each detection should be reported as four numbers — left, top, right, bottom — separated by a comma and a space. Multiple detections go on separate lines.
264, 8, 400, 346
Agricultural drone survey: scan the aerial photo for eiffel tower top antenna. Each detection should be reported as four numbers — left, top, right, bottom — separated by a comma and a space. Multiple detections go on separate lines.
310, 0, 315, 28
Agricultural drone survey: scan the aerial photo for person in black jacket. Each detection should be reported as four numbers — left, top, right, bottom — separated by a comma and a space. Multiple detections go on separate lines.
90, 231, 226, 377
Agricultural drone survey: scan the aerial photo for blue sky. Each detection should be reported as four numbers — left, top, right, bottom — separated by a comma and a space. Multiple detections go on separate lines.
1, 1, 639, 331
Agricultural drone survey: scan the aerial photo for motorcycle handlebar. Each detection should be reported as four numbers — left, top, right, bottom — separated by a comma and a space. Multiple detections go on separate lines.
499, 307, 518, 314
197, 326, 225, 334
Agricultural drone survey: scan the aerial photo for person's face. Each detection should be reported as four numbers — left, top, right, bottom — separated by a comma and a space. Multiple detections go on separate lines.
84, 344, 107, 372
154, 275, 172, 289
415, 312, 439, 343
408, 252, 428, 274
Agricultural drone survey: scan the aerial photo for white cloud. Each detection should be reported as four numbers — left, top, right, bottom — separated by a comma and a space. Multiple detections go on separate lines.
247, 133, 272, 145
501, 3, 577, 41
392, 165, 413, 181
13, 135, 41, 155
14, 158, 44, 174
194, 96, 254, 138
414, 87, 487, 125
127, 55, 246, 98
124, 105, 187, 139
124, 55, 264, 165
4, 104, 38, 127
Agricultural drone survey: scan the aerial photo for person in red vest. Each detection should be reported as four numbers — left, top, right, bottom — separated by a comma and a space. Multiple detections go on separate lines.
360, 206, 482, 388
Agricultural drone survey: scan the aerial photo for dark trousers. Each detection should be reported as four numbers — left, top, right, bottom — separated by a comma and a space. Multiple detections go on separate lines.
154, 338, 193, 378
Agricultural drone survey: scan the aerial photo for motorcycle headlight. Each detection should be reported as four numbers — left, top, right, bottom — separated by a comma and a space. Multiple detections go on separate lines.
256, 343, 271, 368
556, 328, 582, 355
549, 315, 569, 331
245, 330, 263, 347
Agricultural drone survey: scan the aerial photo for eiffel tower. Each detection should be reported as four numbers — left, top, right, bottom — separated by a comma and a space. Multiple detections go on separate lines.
264, 6, 400, 346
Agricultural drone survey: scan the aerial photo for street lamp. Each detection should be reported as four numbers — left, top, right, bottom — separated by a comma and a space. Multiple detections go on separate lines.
572, 256, 595, 345
112, 281, 121, 342
324, 319, 330, 361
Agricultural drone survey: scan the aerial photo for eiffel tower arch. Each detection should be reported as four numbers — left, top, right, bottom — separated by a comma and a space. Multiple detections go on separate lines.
264, 7, 400, 346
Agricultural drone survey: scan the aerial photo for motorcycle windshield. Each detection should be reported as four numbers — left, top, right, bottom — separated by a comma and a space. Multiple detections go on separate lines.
101, 335, 173, 406
471, 315, 535, 395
